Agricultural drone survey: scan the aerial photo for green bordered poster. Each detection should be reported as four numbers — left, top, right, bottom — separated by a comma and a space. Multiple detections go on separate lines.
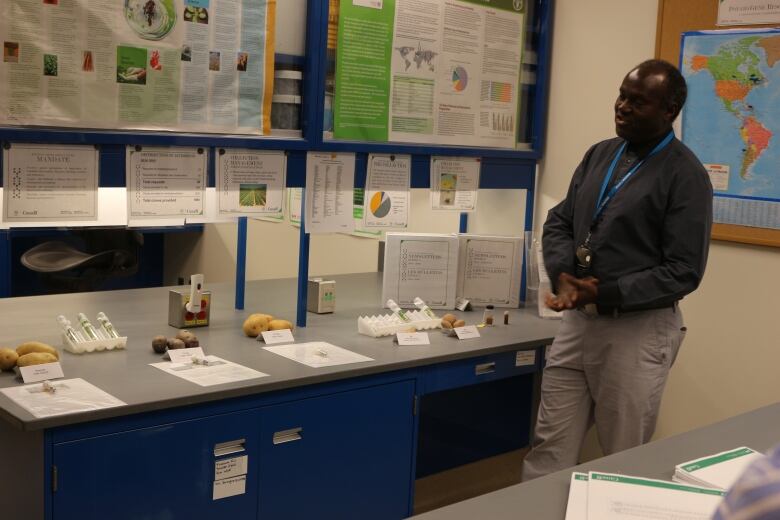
334, 0, 525, 149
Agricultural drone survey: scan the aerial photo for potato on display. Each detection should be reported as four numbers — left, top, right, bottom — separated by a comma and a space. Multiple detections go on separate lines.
267, 319, 294, 331
452, 319, 466, 328
17, 352, 58, 367
243, 314, 273, 337
176, 330, 199, 349
152, 336, 168, 354
0, 347, 18, 371
167, 338, 186, 350
16, 341, 59, 360
441, 314, 457, 325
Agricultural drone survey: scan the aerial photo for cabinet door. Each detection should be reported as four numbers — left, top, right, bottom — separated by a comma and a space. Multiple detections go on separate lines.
52, 409, 260, 520
258, 380, 415, 520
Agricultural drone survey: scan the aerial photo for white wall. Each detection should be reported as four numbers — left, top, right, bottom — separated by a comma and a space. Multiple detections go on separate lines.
539, 0, 780, 460
165, 188, 527, 283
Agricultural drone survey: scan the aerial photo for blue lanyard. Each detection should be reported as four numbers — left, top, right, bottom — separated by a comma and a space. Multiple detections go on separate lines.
592, 131, 675, 222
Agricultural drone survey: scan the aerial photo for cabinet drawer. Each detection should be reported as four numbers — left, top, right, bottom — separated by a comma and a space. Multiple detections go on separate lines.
422, 349, 539, 394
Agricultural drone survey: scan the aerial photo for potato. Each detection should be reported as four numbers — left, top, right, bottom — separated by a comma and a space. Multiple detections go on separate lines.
176, 330, 197, 342
167, 338, 185, 350
16, 341, 59, 360
152, 336, 168, 354
242, 314, 272, 337
0, 347, 18, 371
176, 331, 199, 349
441, 314, 457, 324
267, 319, 294, 331
17, 352, 58, 367
452, 319, 466, 328
441, 320, 453, 329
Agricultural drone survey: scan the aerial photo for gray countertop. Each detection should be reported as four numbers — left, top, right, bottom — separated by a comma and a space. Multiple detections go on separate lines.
0, 273, 559, 431
410, 402, 780, 519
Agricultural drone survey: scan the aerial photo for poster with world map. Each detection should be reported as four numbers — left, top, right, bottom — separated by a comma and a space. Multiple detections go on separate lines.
681, 29, 780, 230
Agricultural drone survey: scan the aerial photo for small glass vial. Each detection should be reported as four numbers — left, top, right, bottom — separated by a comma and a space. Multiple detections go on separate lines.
96, 312, 120, 338
78, 312, 100, 341
482, 305, 495, 326
386, 299, 411, 322
413, 297, 436, 319
57, 315, 82, 343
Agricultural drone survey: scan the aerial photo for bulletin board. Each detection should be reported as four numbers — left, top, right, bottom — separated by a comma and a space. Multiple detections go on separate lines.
656, 0, 780, 247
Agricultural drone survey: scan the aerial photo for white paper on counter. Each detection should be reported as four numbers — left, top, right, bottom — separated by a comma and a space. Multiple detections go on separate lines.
304, 152, 355, 233
564, 472, 588, 520
586, 471, 725, 519
363, 154, 410, 229
0, 378, 125, 418
150, 357, 268, 387
216, 149, 286, 217
430, 156, 480, 211
457, 234, 523, 308
127, 146, 207, 222
3, 143, 99, 223
263, 342, 373, 368
382, 232, 459, 309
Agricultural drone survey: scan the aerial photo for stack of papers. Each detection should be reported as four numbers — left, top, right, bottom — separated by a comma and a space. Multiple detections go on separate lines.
564, 471, 725, 519
673, 447, 763, 490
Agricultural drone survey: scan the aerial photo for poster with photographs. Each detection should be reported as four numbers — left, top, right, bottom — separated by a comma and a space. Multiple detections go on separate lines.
0, 0, 276, 134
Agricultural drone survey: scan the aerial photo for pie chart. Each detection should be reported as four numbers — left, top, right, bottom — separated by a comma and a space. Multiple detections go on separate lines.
370, 191, 392, 218
452, 66, 468, 92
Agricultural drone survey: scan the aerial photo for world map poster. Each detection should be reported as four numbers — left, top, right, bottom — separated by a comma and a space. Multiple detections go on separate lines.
681, 29, 780, 230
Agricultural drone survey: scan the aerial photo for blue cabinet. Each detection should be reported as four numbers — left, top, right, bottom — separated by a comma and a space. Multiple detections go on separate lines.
52, 408, 261, 520
258, 380, 416, 520
48, 379, 417, 520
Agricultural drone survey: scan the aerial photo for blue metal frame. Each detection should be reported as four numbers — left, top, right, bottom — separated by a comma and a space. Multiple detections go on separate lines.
0, 0, 555, 313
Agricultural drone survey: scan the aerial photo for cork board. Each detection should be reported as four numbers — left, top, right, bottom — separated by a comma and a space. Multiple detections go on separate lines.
655, 0, 780, 247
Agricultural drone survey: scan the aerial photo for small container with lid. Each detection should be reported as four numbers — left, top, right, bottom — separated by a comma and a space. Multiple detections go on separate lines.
482, 305, 495, 326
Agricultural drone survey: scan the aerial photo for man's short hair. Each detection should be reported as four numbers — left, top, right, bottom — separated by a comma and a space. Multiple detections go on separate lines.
636, 59, 687, 119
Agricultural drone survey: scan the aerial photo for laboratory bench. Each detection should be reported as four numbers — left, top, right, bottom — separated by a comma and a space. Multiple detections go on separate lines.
0, 272, 559, 520
411, 402, 780, 520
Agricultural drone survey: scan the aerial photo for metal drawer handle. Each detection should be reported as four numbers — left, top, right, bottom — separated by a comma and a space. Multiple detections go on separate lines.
475, 362, 496, 375
214, 438, 246, 457
273, 427, 303, 445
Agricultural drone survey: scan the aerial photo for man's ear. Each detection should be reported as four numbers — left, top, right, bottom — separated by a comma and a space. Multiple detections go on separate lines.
666, 102, 680, 122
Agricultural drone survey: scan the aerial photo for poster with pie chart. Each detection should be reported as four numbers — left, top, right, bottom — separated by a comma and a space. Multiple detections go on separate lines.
452, 66, 468, 92
363, 154, 410, 229
370, 192, 392, 218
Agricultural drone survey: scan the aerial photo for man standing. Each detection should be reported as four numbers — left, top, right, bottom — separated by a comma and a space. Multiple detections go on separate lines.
521, 60, 713, 480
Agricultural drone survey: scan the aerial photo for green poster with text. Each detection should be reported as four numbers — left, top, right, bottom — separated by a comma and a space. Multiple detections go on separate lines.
333, 0, 395, 141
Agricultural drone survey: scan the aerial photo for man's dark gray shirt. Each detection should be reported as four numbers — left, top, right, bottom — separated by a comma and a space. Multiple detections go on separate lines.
543, 136, 713, 313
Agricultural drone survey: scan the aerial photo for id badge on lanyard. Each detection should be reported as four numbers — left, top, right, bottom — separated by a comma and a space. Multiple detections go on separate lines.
576, 131, 674, 270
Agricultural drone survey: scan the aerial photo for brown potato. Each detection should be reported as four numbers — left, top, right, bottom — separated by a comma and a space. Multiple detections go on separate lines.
441, 320, 453, 329
175, 330, 197, 343
17, 352, 58, 367
16, 341, 59, 360
441, 314, 457, 324
267, 319, 294, 331
452, 319, 466, 328
242, 314, 272, 337
0, 347, 18, 371
152, 336, 168, 354
167, 338, 185, 350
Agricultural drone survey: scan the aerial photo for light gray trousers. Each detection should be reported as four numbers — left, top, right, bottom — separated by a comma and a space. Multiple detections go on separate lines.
521, 305, 686, 481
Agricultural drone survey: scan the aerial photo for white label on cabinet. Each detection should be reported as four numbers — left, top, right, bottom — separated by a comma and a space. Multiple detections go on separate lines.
215, 455, 248, 481
515, 350, 536, 367
213, 475, 247, 500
